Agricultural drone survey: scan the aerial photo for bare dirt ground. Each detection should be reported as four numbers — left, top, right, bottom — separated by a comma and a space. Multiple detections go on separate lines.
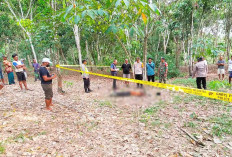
0, 75, 232, 157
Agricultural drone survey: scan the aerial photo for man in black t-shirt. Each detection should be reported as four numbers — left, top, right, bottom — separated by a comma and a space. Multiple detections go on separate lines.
39, 58, 56, 111
121, 59, 132, 86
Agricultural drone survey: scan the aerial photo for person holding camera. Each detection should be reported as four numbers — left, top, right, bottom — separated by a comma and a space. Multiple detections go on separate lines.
39, 58, 56, 111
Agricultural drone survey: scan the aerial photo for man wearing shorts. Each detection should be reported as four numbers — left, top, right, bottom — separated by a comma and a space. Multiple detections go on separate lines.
121, 59, 131, 86
228, 56, 232, 84
39, 58, 56, 111
12, 54, 29, 90
217, 56, 225, 80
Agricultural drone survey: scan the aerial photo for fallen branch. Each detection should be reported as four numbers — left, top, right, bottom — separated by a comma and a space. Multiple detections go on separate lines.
179, 127, 205, 147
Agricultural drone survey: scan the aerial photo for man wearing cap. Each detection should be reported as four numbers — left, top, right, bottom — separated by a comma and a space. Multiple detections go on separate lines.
192, 57, 208, 89
158, 57, 168, 84
3, 56, 15, 85
39, 58, 56, 110
12, 54, 29, 90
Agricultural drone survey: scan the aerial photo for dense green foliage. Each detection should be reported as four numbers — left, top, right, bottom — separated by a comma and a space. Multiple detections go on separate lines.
0, 0, 231, 77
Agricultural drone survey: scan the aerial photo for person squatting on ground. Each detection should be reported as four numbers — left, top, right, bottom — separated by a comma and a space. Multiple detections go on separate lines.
111, 59, 119, 90
134, 57, 144, 88
39, 58, 56, 111
146, 58, 155, 82
121, 59, 132, 86
158, 57, 168, 84
0, 61, 5, 85
228, 56, 232, 85
81, 60, 92, 93
3, 56, 15, 85
192, 57, 208, 89
32, 59, 40, 82
217, 56, 225, 80
12, 54, 29, 90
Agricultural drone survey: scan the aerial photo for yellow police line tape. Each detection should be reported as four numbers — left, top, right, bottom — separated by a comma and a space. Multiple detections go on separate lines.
56, 64, 232, 103
59, 65, 120, 68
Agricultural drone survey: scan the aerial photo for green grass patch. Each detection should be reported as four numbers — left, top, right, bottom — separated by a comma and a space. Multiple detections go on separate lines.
13, 133, 25, 142
171, 78, 196, 87
99, 101, 112, 108
0, 143, 5, 154
184, 121, 197, 128
208, 80, 230, 91
210, 114, 232, 137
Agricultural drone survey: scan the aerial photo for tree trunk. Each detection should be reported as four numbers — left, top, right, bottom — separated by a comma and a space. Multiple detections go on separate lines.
225, 2, 232, 61
27, 55, 32, 67
73, 24, 82, 65
188, 10, 194, 77
60, 48, 68, 64
56, 49, 63, 93
5, 0, 38, 62
96, 35, 101, 62
86, 40, 91, 65
115, 34, 134, 78
143, 25, 148, 81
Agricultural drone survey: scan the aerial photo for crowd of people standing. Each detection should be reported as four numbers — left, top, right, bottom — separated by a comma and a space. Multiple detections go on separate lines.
1, 54, 232, 110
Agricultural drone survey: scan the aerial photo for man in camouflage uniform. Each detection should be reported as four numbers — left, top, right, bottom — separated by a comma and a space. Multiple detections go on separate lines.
158, 57, 168, 83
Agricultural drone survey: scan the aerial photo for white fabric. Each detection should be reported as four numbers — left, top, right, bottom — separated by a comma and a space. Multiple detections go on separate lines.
228, 60, 232, 71
81, 64, 89, 78
123, 74, 130, 78
204, 60, 207, 65
218, 69, 225, 75
13, 61, 24, 72
134, 62, 143, 74
42, 58, 52, 63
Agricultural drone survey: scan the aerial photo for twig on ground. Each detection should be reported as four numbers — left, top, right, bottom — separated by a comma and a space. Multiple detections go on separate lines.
179, 127, 205, 147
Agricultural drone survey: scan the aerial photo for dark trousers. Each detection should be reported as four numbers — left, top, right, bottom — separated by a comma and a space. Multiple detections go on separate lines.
112, 73, 117, 89
135, 74, 143, 88
83, 78, 90, 91
196, 77, 206, 89
147, 75, 155, 82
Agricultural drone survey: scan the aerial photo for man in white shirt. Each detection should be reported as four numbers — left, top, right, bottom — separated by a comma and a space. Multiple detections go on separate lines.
81, 59, 92, 93
228, 56, 232, 84
12, 54, 29, 90
134, 57, 144, 88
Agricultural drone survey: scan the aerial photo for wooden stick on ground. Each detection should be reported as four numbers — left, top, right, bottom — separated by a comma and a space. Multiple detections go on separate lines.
179, 127, 205, 147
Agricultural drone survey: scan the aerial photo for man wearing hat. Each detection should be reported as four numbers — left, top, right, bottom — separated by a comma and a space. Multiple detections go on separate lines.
39, 58, 56, 111
158, 57, 168, 84
192, 57, 208, 89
